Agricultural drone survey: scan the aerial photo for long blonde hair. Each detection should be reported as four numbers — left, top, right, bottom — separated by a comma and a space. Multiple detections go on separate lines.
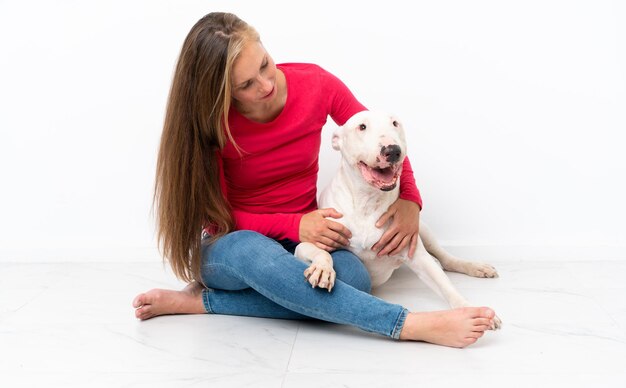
154, 12, 259, 282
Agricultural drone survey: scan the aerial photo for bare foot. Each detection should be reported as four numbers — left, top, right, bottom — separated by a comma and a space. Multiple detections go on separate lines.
132, 281, 206, 320
399, 307, 496, 348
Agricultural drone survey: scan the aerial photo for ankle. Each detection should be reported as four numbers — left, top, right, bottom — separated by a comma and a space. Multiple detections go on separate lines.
399, 312, 423, 341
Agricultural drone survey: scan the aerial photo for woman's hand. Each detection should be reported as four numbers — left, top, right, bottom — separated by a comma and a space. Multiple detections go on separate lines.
299, 208, 352, 252
371, 199, 421, 258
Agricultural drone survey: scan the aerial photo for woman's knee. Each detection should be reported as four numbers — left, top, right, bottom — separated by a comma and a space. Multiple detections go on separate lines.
331, 250, 372, 293
201, 230, 285, 285
205, 230, 280, 264
217, 230, 276, 249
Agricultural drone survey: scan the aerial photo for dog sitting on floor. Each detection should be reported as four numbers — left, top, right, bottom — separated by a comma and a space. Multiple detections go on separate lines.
295, 110, 502, 329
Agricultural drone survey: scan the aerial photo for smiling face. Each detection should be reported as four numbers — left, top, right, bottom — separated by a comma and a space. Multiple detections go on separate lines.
333, 111, 407, 191
230, 41, 279, 109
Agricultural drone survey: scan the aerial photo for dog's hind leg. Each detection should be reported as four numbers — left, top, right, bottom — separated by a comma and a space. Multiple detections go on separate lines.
294, 242, 337, 292
418, 221, 498, 278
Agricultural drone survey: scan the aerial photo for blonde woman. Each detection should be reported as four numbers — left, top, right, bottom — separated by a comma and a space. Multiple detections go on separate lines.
132, 12, 496, 348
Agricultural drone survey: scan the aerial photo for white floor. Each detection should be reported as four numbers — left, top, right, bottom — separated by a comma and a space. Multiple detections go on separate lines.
1, 259, 626, 388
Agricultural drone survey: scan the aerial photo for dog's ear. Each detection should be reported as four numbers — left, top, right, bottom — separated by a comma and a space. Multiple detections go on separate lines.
332, 127, 343, 150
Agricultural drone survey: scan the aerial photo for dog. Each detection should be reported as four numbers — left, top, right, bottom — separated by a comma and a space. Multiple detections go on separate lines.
295, 110, 502, 329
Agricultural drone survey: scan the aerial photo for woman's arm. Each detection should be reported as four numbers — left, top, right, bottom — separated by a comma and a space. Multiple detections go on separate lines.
232, 209, 303, 242
233, 208, 352, 251
398, 157, 423, 207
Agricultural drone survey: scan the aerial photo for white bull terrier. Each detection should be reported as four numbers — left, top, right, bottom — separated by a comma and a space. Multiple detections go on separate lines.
295, 110, 502, 329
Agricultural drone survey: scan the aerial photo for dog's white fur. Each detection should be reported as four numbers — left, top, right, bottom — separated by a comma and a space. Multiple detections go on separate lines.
295, 110, 502, 329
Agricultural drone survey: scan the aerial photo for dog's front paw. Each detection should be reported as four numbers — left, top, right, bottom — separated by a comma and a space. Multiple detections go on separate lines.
304, 263, 336, 292
491, 315, 503, 330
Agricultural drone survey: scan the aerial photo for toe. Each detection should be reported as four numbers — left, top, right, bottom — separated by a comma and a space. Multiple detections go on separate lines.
486, 269, 499, 278
474, 264, 498, 278
461, 337, 478, 347
139, 305, 156, 320
479, 307, 496, 319
472, 331, 485, 338
135, 305, 147, 319
318, 271, 331, 289
132, 293, 146, 308
472, 317, 492, 326
462, 307, 495, 320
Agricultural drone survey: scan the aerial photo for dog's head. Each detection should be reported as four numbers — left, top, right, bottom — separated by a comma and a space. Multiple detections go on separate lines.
333, 110, 407, 191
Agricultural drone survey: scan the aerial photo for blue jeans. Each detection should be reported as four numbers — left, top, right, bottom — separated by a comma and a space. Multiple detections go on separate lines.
200, 230, 408, 339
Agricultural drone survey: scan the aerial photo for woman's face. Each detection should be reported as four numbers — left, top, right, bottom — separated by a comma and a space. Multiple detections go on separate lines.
230, 41, 278, 108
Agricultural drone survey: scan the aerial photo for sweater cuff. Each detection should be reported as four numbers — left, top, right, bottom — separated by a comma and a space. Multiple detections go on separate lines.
399, 191, 423, 210
286, 213, 304, 242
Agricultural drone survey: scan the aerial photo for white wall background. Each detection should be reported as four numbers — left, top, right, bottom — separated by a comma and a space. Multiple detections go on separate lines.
1, 0, 624, 262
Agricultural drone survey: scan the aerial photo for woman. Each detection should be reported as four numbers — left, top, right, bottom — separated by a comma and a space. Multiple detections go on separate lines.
132, 12, 496, 348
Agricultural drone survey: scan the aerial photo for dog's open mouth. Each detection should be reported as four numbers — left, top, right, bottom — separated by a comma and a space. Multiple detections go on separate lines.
358, 162, 402, 191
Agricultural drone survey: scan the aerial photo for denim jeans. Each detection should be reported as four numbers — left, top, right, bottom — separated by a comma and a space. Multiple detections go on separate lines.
200, 230, 408, 339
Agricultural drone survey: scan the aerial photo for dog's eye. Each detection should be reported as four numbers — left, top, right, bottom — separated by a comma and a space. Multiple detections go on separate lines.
359, 124, 367, 131
392, 120, 399, 127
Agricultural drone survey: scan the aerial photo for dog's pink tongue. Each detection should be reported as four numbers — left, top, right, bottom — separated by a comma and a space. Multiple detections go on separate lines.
371, 167, 394, 183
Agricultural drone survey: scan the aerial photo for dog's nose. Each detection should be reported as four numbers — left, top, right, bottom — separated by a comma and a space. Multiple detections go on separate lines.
381, 145, 401, 163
